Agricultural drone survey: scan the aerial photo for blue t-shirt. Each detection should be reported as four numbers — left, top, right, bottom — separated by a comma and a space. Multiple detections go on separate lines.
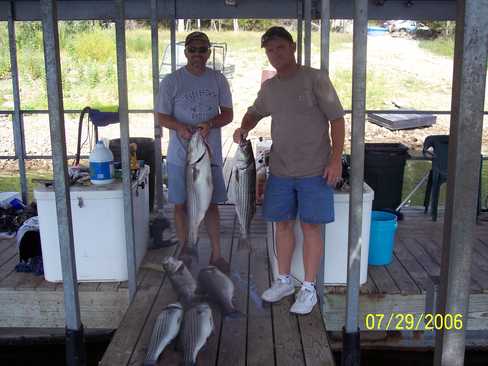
155, 67, 233, 167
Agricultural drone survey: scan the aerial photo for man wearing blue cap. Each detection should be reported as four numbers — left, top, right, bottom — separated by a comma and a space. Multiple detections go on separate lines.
156, 31, 233, 273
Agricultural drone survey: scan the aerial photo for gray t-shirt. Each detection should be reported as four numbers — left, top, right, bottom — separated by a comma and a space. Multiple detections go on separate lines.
248, 66, 344, 177
156, 67, 233, 167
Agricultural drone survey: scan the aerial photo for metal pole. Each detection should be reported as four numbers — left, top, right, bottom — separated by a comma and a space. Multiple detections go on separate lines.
115, 0, 137, 302
343, 0, 367, 365
170, 0, 176, 72
151, 0, 163, 209
297, 0, 303, 65
320, 0, 330, 72
40, 1, 85, 365
8, 1, 28, 204
434, 1, 488, 365
304, 0, 311, 67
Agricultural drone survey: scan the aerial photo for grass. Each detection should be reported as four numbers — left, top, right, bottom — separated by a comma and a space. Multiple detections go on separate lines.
418, 36, 454, 58
0, 24, 354, 111
0, 171, 53, 203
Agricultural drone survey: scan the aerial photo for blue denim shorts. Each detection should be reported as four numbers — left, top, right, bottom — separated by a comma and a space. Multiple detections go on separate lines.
167, 162, 228, 204
263, 174, 335, 224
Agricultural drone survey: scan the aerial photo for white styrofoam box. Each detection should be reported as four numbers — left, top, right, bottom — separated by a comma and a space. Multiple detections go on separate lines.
267, 183, 374, 286
34, 166, 150, 282
0, 192, 21, 209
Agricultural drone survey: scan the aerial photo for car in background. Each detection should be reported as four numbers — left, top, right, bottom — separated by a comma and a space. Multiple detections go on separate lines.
388, 20, 431, 35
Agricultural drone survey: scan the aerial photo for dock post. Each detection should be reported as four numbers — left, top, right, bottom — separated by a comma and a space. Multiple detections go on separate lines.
320, 0, 330, 73
115, 0, 137, 302
434, 1, 488, 365
40, 0, 86, 364
304, 0, 312, 67
7, 1, 28, 204
343, 0, 368, 365
151, 0, 164, 209
170, 0, 177, 73
297, 0, 303, 65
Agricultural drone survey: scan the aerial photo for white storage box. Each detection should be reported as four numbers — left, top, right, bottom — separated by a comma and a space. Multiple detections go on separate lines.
267, 183, 374, 286
34, 166, 150, 282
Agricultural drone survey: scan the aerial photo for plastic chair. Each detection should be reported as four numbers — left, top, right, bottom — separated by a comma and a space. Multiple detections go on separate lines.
423, 135, 482, 221
423, 135, 449, 221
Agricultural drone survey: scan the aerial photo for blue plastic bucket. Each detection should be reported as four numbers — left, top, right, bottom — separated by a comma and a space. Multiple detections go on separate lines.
368, 211, 398, 265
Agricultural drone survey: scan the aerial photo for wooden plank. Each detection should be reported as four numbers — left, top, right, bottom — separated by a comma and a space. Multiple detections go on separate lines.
385, 254, 421, 295
419, 237, 482, 292
402, 237, 440, 279
197, 218, 235, 365
298, 298, 335, 366
0, 290, 127, 328
0, 238, 16, 253
78, 282, 100, 292
98, 282, 121, 292
475, 239, 488, 261
99, 245, 177, 366
0, 256, 17, 283
246, 236, 275, 366
34, 277, 58, 291
217, 225, 249, 366
127, 268, 180, 366
368, 265, 400, 294
272, 295, 306, 366
394, 238, 433, 293
323, 292, 488, 331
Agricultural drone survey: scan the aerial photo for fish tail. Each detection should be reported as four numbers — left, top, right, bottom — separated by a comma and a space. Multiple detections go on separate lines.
237, 236, 251, 251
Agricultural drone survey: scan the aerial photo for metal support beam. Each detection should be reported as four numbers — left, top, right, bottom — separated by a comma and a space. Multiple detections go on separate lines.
304, 0, 311, 67
343, 0, 368, 365
151, 0, 163, 209
296, 0, 303, 65
8, 1, 28, 204
170, 0, 176, 72
320, 0, 330, 72
434, 1, 488, 365
115, 0, 137, 302
40, 0, 85, 365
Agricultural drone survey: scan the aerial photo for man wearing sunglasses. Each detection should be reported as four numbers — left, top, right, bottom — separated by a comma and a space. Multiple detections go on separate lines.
233, 26, 345, 314
156, 31, 233, 273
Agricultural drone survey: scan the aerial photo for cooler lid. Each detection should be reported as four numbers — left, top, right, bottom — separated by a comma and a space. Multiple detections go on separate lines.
333, 183, 374, 202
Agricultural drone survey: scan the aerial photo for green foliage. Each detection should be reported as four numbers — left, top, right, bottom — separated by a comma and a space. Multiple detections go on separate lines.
70, 29, 115, 63
237, 19, 274, 31
418, 36, 454, 58
126, 29, 151, 55
0, 24, 10, 79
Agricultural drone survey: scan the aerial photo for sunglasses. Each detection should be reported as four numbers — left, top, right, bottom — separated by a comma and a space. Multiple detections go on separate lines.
186, 46, 209, 54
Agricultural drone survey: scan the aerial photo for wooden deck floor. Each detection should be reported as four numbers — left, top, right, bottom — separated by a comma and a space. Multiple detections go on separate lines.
100, 205, 335, 365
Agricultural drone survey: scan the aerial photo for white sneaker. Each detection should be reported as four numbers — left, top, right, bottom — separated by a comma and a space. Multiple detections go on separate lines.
289, 287, 317, 315
261, 278, 295, 303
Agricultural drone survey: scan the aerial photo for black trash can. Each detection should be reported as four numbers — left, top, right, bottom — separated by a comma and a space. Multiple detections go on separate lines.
109, 137, 155, 212
364, 143, 409, 211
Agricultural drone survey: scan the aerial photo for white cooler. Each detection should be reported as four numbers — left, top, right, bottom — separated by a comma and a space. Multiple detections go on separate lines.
267, 183, 374, 286
34, 166, 150, 282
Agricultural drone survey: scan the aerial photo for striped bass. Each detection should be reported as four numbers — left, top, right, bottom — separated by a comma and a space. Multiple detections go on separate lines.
198, 266, 239, 316
186, 132, 213, 249
230, 139, 256, 250
143, 303, 183, 366
162, 256, 198, 307
181, 302, 214, 366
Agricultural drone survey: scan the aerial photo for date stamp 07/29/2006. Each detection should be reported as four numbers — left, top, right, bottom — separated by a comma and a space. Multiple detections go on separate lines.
364, 313, 464, 331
